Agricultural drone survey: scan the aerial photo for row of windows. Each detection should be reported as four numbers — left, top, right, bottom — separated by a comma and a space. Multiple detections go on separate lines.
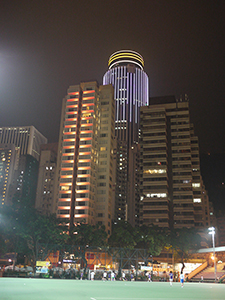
171, 127, 190, 132
142, 147, 167, 151
143, 177, 167, 181
143, 132, 166, 137
141, 139, 166, 144
173, 195, 193, 199
142, 201, 168, 206
143, 186, 167, 190
143, 154, 167, 159
142, 124, 166, 130
174, 203, 193, 207
143, 210, 168, 214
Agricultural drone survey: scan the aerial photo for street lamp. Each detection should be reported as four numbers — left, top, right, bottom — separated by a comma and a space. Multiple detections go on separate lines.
208, 227, 217, 282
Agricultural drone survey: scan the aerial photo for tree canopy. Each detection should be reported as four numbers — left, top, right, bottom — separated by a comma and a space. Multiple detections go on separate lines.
0, 205, 202, 269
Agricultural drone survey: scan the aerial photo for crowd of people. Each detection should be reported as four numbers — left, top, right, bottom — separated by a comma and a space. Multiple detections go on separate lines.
87, 269, 185, 287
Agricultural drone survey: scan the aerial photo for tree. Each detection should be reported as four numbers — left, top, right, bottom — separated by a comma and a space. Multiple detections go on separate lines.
169, 227, 201, 271
134, 225, 169, 256
108, 221, 136, 248
0, 205, 67, 269
68, 223, 107, 247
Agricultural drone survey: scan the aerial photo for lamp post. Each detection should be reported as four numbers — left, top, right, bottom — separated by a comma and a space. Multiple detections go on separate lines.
208, 227, 217, 283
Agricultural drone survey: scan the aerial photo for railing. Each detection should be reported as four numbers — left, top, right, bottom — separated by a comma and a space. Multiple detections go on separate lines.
186, 260, 208, 280
219, 273, 225, 283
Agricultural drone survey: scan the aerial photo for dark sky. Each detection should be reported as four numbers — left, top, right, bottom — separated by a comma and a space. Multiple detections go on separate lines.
0, 0, 225, 154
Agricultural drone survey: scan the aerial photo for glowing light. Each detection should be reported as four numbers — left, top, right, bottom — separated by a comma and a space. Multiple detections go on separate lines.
65, 118, 76, 121
65, 125, 76, 128
79, 152, 91, 155
57, 214, 70, 218
63, 146, 75, 149
82, 110, 94, 114
143, 169, 166, 174
77, 183, 90, 187
193, 198, 201, 203
108, 50, 144, 69
79, 145, 92, 148
80, 138, 92, 141
68, 92, 79, 95
58, 206, 70, 209
83, 90, 95, 94
192, 183, 200, 188
66, 111, 78, 115
67, 98, 78, 102
78, 159, 91, 163
76, 206, 87, 209
75, 214, 88, 218
67, 105, 78, 108
146, 193, 167, 198
80, 130, 93, 134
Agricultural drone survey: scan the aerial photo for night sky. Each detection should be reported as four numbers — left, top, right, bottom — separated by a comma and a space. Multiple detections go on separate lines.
0, 0, 225, 154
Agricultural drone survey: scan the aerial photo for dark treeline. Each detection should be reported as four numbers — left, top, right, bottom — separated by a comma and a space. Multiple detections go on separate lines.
0, 205, 201, 268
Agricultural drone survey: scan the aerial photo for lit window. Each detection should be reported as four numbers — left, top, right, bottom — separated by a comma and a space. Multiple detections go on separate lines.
192, 183, 200, 188
193, 198, 201, 203
143, 169, 166, 174
146, 193, 167, 198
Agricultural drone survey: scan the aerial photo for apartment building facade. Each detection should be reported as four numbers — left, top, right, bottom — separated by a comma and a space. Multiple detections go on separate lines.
140, 95, 209, 229
54, 82, 115, 234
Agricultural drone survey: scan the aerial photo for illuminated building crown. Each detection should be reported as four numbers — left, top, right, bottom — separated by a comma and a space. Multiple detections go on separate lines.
108, 50, 144, 70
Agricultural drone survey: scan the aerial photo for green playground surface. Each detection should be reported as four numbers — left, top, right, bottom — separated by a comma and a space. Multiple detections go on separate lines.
1, 278, 225, 300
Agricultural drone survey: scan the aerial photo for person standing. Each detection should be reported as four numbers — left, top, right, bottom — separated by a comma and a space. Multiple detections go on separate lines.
91, 271, 95, 281
111, 270, 115, 281
180, 272, 184, 288
103, 270, 107, 281
169, 271, 173, 286
122, 271, 126, 281
147, 272, 151, 282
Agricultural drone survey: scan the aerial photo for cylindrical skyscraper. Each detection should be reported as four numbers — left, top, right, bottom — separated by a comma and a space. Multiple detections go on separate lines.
103, 50, 149, 146
103, 50, 149, 225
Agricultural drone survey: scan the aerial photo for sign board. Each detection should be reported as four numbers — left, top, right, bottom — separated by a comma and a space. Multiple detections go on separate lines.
36, 261, 51, 267
141, 266, 152, 271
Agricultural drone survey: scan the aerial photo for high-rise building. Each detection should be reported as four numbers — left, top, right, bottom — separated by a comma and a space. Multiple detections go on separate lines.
54, 82, 115, 234
103, 50, 149, 225
0, 126, 47, 161
0, 144, 18, 206
140, 95, 209, 229
12, 154, 39, 209
35, 143, 58, 215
